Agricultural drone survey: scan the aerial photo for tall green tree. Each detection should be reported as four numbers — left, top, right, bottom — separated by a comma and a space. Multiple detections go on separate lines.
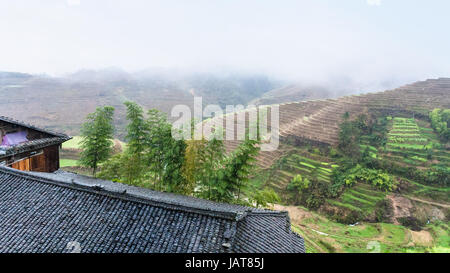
146, 109, 172, 190
124, 101, 149, 155
145, 109, 187, 193
163, 136, 187, 193
122, 101, 149, 184
197, 136, 226, 200
430, 108, 450, 141
79, 106, 115, 176
212, 138, 259, 203
183, 138, 207, 195
338, 117, 362, 161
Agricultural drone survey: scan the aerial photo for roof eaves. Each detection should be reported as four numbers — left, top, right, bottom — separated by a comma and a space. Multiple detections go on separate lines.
0, 137, 70, 159
0, 116, 70, 139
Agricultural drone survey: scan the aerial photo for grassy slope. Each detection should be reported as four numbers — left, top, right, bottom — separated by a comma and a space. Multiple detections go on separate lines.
60, 136, 127, 168
62, 136, 127, 150
60, 159, 78, 167
62, 136, 83, 149
277, 205, 449, 253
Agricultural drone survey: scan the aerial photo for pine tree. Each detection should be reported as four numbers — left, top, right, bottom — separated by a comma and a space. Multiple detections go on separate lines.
79, 106, 115, 177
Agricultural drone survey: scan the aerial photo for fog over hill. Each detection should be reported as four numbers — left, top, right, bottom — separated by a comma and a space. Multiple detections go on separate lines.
0, 69, 282, 137
0, 67, 428, 139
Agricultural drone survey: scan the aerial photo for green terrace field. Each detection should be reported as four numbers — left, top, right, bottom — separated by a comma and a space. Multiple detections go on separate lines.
326, 183, 386, 217
405, 178, 450, 203
253, 147, 339, 199
382, 117, 450, 168
252, 145, 391, 220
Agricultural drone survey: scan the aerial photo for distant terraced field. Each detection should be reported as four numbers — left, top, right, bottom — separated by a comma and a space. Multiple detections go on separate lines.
202, 78, 450, 228
381, 117, 449, 168
202, 78, 450, 169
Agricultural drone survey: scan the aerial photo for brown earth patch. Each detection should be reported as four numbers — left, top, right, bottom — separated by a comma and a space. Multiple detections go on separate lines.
387, 194, 414, 224
410, 230, 433, 246
272, 204, 312, 225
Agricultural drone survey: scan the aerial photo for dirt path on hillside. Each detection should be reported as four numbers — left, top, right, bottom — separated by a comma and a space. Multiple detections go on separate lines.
272, 204, 330, 252
272, 204, 313, 222
407, 196, 450, 209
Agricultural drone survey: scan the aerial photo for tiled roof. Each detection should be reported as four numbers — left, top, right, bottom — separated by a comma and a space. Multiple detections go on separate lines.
0, 116, 71, 158
0, 116, 69, 138
0, 167, 305, 253
0, 137, 69, 158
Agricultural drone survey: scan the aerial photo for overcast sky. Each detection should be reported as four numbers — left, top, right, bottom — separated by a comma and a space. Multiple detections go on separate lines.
1, 0, 449, 88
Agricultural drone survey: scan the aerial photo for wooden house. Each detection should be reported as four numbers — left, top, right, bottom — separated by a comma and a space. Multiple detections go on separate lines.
0, 116, 71, 172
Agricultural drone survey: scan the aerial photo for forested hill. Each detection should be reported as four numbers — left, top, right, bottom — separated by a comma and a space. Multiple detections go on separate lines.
0, 69, 279, 137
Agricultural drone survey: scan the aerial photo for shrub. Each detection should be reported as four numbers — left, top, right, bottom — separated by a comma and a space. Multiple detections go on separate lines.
398, 216, 425, 231
375, 199, 394, 223
335, 164, 396, 192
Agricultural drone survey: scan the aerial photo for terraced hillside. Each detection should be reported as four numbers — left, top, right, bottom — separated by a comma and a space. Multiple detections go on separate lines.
200, 78, 450, 233
275, 78, 450, 146
256, 146, 339, 196
200, 78, 450, 169
249, 84, 340, 105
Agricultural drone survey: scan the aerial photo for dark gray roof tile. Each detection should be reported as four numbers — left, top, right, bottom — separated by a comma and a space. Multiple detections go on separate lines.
0, 166, 305, 253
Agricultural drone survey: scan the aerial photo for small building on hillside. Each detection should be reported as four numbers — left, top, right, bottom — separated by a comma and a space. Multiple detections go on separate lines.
0, 116, 71, 172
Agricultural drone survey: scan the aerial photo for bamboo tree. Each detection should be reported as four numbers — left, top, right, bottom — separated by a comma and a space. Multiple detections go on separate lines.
146, 109, 171, 190
79, 106, 115, 177
122, 101, 149, 184
145, 109, 187, 193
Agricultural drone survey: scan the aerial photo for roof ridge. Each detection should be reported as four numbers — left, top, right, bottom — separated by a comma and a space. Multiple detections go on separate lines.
0, 166, 266, 221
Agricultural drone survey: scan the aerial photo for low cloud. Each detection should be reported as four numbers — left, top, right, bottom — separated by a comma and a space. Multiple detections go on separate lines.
367, 0, 382, 6
66, 0, 81, 6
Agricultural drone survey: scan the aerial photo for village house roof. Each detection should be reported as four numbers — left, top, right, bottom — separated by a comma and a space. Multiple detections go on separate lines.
0, 166, 305, 253
0, 116, 71, 159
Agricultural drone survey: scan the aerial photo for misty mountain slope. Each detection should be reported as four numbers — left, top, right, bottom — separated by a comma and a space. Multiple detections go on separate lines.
250, 84, 339, 105
201, 78, 450, 169
0, 70, 278, 137
201, 78, 450, 231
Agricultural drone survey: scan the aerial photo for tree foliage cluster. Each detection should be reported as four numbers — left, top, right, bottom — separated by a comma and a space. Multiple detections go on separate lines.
429, 108, 450, 142
79, 106, 115, 177
287, 174, 330, 210
79, 101, 277, 207
332, 164, 396, 192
